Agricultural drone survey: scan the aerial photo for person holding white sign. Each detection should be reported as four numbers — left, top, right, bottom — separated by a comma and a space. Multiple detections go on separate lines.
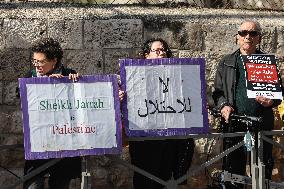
128, 38, 195, 189
213, 20, 282, 189
23, 38, 81, 189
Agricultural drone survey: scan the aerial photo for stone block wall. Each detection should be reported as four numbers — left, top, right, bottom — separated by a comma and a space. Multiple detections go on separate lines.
1, 0, 284, 12
0, 4, 284, 189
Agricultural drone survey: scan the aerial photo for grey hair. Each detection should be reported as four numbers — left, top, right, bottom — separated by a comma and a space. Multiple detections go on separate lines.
238, 20, 262, 33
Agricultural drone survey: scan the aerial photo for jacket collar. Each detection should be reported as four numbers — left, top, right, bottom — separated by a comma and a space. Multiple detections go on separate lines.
225, 48, 264, 67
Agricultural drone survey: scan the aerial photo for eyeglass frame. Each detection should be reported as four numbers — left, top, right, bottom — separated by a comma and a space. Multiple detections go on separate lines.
32, 58, 49, 66
150, 48, 166, 54
237, 30, 260, 37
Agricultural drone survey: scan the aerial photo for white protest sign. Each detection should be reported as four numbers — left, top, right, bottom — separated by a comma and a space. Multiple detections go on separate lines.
19, 75, 122, 160
120, 58, 208, 136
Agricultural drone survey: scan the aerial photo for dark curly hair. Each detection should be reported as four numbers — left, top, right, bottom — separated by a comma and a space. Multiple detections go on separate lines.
31, 38, 63, 66
141, 38, 172, 58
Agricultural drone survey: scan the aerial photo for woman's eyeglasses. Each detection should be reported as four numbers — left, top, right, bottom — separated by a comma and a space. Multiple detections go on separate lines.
32, 59, 48, 66
150, 48, 166, 54
238, 30, 260, 37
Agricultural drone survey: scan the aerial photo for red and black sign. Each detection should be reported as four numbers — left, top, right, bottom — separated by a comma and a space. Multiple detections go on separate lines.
241, 54, 282, 99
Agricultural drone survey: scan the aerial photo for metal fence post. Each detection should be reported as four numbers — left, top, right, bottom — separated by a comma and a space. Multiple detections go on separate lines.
258, 132, 265, 189
251, 139, 259, 189
81, 156, 91, 189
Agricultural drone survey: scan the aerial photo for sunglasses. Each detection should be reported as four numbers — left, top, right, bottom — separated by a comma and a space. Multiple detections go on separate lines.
238, 30, 260, 37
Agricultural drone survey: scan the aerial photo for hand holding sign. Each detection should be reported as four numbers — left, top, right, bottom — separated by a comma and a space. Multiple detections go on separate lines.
255, 96, 274, 107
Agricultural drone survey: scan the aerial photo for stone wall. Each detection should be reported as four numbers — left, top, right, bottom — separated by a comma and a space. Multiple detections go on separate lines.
1, 0, 284, 12
1, 4, 284, 189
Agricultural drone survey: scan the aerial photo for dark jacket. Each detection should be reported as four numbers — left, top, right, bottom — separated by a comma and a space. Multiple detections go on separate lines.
213, 49, 282, 130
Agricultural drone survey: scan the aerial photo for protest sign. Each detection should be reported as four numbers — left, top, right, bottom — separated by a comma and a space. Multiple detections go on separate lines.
19, 75, 122, 160
120, 58, 208, 136
241, 54, 282, 99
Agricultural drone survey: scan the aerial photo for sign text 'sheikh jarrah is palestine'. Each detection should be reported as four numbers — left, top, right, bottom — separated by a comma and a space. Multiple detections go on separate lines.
38, 98, 108, 111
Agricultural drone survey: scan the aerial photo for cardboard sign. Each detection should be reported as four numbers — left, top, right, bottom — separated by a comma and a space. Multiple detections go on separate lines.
241, 54, 282, 99
120, 58, 208, 137
19, 75, 122, 160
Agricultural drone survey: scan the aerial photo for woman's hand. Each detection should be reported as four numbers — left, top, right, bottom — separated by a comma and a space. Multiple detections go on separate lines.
49, 74, 64, 78
49, 73, 79, 82
119, 90, 125, 102
69, 73, 79, 82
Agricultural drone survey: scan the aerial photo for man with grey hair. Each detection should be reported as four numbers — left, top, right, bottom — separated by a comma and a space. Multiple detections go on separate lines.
213, 20, 282, 188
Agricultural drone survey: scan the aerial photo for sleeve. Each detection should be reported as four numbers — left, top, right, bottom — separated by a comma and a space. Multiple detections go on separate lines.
212, 56, 232, 110
273, 99, 282, 108
69, 69, 77, 74
62, 67, 77, 76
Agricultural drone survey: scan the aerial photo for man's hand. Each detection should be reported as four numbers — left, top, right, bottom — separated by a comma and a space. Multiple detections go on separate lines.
221, 105, 234, 123
256, 96, 273, 107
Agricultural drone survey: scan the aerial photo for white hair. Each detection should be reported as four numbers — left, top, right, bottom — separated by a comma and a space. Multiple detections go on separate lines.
239, 20, 262, 33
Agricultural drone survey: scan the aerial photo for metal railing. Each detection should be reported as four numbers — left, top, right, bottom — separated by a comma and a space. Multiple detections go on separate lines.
2, 130, 284, 189
3, 113, 284, 189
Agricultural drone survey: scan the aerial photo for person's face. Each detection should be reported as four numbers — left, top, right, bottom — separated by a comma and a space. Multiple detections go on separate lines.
237, 21, 261, 55
145, 41, 167, 59
32, 52, 57, 76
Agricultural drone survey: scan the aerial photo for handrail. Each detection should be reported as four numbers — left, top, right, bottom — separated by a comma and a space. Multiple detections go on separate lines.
2, 159, 61, 189
3, 129, 284, 188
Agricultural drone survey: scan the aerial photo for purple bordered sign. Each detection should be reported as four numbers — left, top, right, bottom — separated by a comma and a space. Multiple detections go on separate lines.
120, 58, 208, 137
19, 75, 122, 160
